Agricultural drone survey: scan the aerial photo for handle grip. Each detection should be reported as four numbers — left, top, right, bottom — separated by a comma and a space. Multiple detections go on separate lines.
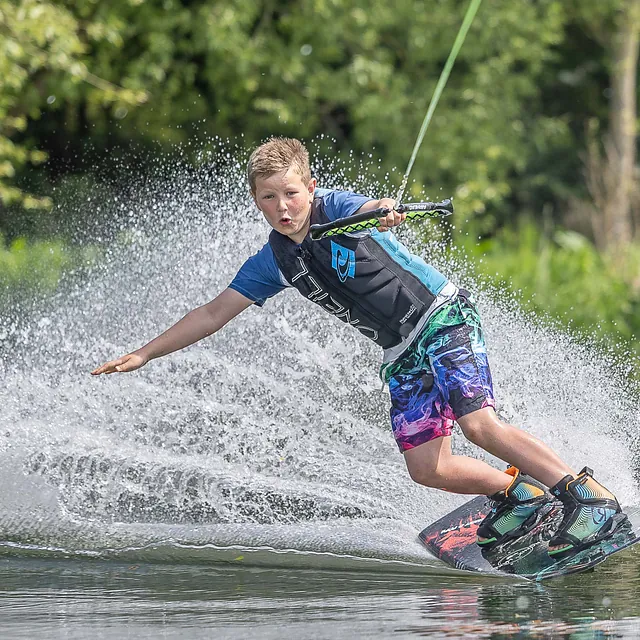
310, 199, 453, 240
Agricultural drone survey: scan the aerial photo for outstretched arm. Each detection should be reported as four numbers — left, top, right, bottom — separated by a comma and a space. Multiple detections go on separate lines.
354, 197, 405, 232
91, 287, 254, 375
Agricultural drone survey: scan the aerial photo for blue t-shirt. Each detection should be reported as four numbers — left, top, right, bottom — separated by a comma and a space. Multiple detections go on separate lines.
229, 189, 373, 306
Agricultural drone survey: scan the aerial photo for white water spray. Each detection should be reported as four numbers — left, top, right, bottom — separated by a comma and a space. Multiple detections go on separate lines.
0, 142, 637, 569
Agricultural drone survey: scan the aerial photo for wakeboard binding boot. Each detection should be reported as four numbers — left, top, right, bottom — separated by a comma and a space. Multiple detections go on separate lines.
477, 466, 553, 550
548, 466, 627, 560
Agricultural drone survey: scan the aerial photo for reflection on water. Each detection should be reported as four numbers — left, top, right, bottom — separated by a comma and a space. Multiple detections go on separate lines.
1, 555, 640, 639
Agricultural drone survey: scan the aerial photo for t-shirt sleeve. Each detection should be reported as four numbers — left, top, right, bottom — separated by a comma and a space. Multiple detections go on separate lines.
228, 243, 289, 307
315, 188, 375, 222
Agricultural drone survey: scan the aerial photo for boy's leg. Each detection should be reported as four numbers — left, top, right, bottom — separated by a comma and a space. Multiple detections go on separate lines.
389, 289, 623, 552
456, 407, 577, 547
388, 340, 556, 547
399, 417, 553, 548
403, 435, 513, 495
388, 351, 513, 495
429, 291, 624, 552
456, 407, 575, 489
425, 290, 574, 488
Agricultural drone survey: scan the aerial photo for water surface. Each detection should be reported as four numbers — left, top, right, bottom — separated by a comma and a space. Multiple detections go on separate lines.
2, 555, 640, 639
1, 146, 639, 638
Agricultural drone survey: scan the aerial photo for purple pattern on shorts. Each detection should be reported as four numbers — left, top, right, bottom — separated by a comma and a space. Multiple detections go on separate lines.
386, 293, 495, 452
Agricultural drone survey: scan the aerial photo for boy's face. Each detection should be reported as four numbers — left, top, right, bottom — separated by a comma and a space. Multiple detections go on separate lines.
253, 168, 316, 242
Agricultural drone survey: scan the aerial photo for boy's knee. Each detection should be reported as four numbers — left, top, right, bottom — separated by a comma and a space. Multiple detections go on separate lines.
406, 463, 443, 488
403, 437, 452, 488
459, 420, 486, 446
459, 413, 503, 447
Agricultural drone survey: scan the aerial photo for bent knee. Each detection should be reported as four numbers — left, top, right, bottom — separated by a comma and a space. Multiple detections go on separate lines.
406, 463, 445, 488
458, 412, 504, 446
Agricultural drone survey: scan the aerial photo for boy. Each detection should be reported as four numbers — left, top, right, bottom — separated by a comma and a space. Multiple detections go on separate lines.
92, 137, 625, 558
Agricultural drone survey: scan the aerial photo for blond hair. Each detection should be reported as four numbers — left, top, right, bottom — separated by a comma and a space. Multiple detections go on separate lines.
247, 137, 311, 194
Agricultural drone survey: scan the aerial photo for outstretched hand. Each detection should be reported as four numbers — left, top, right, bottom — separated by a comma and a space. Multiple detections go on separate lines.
91, 352, 148, 376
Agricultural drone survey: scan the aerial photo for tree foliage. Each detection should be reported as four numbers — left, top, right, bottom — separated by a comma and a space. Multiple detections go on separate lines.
456, 220, 640, 359
0, 1, 638, 253
2, 0, 638, 237
0, 0, 146, 209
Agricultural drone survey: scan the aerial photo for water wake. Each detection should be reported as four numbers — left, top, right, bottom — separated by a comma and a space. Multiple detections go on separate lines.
1, 142, 638, 569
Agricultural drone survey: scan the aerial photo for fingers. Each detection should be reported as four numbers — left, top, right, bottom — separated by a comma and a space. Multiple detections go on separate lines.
376, 198, 404, 232
92, 352, 147, 376
378, 209, 406, 232
90, 356, 128, 376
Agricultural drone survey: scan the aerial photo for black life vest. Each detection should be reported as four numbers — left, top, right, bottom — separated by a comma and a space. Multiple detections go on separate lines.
268, 197, 439, 349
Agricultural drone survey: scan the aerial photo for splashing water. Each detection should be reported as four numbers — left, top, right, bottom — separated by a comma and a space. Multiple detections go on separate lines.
0, 141, 638, 570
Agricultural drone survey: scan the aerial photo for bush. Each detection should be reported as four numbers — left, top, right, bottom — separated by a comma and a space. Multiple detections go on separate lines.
0, 234, 98, 298
455, 220, 640, 353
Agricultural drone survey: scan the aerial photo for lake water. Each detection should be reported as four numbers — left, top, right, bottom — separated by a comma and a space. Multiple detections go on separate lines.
2, 553, 640, 639
1, 150, 639, 638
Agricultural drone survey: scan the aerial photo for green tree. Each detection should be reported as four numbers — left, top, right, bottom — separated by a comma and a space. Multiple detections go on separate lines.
2, 0, 638, 246
569, 0, 640, 251
23, 0, 570, 224
0, 0, 146, 211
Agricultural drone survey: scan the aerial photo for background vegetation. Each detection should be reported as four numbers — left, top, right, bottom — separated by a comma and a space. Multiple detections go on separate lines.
1, 0, 639, 359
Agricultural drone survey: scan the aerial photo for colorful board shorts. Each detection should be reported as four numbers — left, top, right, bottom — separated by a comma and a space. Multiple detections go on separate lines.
383, 290, 496, 453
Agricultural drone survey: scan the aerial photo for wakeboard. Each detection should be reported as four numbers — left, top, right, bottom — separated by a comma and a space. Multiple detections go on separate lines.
419, 496, 640, 581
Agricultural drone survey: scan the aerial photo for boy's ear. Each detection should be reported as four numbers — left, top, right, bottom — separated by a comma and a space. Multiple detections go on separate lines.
307, 177, 317, 198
